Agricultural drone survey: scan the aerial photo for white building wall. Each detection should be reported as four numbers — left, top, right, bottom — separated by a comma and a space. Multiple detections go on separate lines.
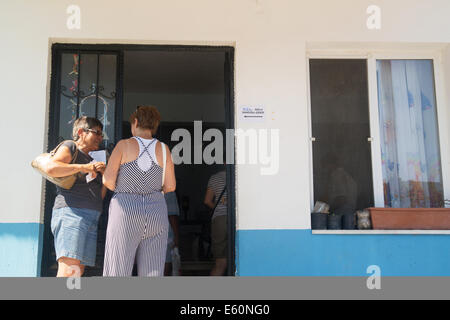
1, 0, 450, 231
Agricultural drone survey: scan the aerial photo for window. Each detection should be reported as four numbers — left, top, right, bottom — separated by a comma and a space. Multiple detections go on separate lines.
307, 46, 449, 219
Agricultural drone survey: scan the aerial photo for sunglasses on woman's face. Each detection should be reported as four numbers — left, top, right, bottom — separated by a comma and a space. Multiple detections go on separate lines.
85, 129, 104, 138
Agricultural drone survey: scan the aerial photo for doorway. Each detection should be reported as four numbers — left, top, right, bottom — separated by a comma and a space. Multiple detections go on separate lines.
41, 44, 235, 277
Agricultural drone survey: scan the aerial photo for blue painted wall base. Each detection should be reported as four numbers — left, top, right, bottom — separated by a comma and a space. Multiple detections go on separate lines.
236, 229, 450, 276
3, 226, 450, 277
0, 223, 43, 277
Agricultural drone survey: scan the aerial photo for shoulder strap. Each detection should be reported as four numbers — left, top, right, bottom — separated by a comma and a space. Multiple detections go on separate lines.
70, 142, 79, 164
135, 136, 156, 161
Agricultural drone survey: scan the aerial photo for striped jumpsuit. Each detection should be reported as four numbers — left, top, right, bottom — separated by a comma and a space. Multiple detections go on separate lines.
103, 137, 169, 277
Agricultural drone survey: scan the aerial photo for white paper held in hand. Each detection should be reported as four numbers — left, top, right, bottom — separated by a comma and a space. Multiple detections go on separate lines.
86, 150, 106, 183
86, 160, 96, 183
89, 150, 107, 163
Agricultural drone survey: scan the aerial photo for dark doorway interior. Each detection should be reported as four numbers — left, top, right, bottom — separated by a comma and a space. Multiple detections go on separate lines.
122, 50, 228, 275
41, 45, 235, 277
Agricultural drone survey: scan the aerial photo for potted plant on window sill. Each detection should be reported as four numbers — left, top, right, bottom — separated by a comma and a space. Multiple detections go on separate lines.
369, 203, 450, 230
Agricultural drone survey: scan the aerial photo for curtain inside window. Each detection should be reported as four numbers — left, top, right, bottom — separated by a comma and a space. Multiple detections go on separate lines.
376, 59, 444, 208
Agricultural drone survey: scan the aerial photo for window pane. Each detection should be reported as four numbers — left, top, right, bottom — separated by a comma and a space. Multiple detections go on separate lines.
78, 54, 98, 119
376, 59, 444, 208
58, 53, 118, 149
310, 59, 374, 215
59, 53, 79, 141
98, 54, 117, 148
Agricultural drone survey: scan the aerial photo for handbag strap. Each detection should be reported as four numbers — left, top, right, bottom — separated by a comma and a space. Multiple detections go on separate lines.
50, 141, 66, 156
51, 140, 79, 164
212, 185, 226, 215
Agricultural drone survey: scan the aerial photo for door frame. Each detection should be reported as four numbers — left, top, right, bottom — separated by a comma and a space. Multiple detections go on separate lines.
43, 43, 236, 276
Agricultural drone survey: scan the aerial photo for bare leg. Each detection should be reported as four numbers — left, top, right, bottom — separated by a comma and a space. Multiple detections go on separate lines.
56, 257, 84, 277
210, 258, 227, 276
164, 263, 172, 276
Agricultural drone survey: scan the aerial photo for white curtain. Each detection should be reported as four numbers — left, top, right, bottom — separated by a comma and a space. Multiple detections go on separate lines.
376, 59, 444, 208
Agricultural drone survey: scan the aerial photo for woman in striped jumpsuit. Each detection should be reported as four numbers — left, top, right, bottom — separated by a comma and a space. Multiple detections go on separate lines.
102, 106, 176, 276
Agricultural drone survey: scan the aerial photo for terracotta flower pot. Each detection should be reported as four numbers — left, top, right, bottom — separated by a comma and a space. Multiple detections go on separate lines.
369, 207, 450, 230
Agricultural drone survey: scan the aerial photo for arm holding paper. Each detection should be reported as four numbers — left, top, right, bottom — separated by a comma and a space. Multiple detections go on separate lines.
47, 145, 98, 177
88, 150, 107, 174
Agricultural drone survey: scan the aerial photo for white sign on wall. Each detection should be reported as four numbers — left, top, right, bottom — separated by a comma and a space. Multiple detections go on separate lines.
240, 106, 265, 122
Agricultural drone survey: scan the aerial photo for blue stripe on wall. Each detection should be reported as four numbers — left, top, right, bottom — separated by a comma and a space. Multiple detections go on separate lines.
0, 223, 43, 277
3, 225, 450, 277
236, 229, 450, 276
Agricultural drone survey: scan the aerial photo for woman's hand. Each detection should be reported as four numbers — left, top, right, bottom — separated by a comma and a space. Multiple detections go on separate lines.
93, 162, 106, 175
79, 163, 98, 180
79, 163, 96, 174
79, 162, 105, 174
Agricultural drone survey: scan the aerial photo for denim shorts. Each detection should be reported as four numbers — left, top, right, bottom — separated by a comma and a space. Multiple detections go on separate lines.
51, 207, 101, 267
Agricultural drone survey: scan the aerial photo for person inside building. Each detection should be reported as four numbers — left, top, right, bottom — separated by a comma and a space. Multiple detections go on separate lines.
102, 106, 176, 277
45, 116, 107, 277
323, 152, 357, 214
204, 164, 227, 276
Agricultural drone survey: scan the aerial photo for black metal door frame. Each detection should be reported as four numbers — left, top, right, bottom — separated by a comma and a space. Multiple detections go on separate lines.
43, 43, 235, 276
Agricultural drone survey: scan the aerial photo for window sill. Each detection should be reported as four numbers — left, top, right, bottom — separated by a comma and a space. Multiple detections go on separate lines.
312, 230, 450, 235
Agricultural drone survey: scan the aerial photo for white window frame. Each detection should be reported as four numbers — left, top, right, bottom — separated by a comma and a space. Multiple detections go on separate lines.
306, 45, 450, 232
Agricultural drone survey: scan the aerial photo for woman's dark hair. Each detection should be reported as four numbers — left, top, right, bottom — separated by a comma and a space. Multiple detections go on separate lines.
129, 106, 161, 135
72, 116, 103, 140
